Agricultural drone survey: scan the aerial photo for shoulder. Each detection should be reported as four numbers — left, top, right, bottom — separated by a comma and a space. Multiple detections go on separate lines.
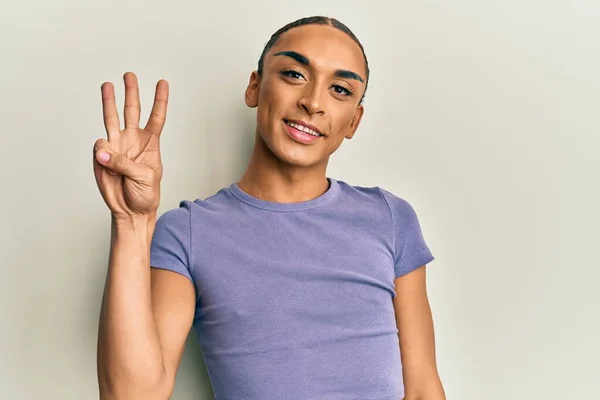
156, 187, 233, 224
335, 179, 419, 218
377, 187, 421, 224
152, 201, 195, 252
157, 200, 193, 223
334, 178, 385, 205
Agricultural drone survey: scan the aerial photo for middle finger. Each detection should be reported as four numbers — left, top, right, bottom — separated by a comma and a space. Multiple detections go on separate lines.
123, 72, 141, 129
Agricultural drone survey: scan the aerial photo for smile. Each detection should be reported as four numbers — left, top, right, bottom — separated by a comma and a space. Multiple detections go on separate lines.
284, 120, 323, 137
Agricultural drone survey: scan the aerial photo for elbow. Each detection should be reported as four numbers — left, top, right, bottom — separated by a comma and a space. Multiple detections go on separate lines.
404, 388, 447, 400
404, 394, 446, 400
403, 376, 446, 400
99, 381, 172, 400
98, 367, 172, 400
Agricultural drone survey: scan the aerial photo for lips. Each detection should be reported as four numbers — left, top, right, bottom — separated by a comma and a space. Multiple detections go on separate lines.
284, 119, 323, 137
283, 119, 324, 144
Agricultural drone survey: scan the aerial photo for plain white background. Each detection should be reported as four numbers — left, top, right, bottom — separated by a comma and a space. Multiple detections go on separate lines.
1, 1, 598, 399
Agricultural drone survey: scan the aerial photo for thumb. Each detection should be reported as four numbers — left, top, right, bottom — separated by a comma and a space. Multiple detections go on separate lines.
94, 139, 117, 176
95, 147, 148, 180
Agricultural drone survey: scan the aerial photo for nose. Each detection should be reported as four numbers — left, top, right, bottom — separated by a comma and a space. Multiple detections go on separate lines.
297, 81, 325, 116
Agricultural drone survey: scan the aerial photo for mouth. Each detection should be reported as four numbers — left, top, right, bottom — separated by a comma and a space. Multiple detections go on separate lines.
284, 119, 324, 138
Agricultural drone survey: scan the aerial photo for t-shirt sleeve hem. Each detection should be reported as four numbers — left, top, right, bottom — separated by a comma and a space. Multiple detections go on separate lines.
394, 251, 435, 279
150, 259, 195, 284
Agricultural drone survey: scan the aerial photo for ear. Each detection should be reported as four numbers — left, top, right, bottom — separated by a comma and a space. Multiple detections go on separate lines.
345, 104, 364, 139
244, 71, 260, 108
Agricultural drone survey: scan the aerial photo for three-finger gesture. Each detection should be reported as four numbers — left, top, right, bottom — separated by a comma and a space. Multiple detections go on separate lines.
93, 72, 169, 221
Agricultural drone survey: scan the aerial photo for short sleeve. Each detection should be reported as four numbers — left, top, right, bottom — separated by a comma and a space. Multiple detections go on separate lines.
150, 200, 194, 284
379, 188, 435, 278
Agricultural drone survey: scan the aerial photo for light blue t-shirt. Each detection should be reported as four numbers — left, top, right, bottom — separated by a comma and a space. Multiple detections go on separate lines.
150, 178, 434, 400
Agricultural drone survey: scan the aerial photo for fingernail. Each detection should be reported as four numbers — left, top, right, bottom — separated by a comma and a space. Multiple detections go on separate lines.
97, 151, 110, 162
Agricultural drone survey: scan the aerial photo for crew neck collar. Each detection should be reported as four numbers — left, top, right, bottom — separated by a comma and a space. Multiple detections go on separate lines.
228, 178, 339, 212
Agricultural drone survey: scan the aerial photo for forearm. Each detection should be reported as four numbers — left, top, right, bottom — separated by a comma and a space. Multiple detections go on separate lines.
402, 369, 446, 400
97, 215, 167, 399
395, 268, 446, 400
403, 388, 446, 400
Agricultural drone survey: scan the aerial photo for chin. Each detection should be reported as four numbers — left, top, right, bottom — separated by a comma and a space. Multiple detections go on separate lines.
259, 131, 324, 168
273, 143, 324, 168
281, 154, 321, 168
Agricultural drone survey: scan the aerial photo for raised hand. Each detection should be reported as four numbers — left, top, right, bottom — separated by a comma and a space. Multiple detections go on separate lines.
93, 72, 169, 222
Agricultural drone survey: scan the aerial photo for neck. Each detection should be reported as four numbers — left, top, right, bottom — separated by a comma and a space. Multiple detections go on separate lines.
237, 131, 330, 203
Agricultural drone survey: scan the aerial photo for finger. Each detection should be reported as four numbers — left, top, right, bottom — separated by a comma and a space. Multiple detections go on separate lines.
93, 139, 118, 176
101, 82, 121, 139
145, 79, 169, 135
95, 147, 152, 181
123, 72, 141, 129
93, 155, 118, 208
93, 140, 120, 210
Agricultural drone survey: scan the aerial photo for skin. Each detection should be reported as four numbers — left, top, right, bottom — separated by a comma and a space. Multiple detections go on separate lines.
94, 23, 445, 400
238, 25, 365, 202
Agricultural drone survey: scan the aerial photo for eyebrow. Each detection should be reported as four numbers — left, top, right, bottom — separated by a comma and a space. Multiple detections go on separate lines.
273, 50, 365, 83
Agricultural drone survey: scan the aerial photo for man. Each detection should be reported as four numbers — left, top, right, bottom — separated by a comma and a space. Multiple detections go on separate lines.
93, 16, 446, 400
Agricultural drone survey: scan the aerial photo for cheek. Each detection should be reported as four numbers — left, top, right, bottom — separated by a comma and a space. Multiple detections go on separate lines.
256, 80, 285, 127
330, 108, 357, 133
258, 77, 290, 110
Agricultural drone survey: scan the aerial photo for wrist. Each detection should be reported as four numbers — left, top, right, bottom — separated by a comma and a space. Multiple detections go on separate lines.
112, 213, 156, 232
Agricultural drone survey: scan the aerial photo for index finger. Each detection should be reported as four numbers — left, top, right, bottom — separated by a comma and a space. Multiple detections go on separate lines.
144, 79, 169, 135
101, 82, 121, 138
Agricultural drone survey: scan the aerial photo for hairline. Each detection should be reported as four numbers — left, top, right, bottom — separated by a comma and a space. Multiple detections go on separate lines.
257, 17, 370, 104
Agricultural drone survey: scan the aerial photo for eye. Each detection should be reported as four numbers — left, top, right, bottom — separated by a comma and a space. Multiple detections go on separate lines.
280, 69, 305, 80
332, 85, 353, 96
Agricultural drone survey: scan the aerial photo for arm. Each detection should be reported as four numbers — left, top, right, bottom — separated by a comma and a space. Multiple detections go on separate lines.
394, 265, 446, 400
93, 72, 195, 399
97, 216, 195, 400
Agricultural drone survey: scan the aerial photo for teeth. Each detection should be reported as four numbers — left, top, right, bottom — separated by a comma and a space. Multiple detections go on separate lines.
287, 121, 321, 137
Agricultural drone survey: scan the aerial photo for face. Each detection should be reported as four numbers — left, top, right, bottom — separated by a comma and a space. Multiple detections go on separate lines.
245, 24, 367, 168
